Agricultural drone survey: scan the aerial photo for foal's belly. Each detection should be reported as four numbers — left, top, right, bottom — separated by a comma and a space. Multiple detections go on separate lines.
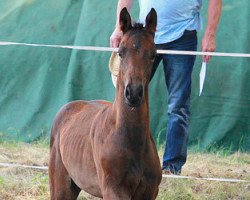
64, 134, 103, 196
61, 134, 102, 197
59, 100, 110, 198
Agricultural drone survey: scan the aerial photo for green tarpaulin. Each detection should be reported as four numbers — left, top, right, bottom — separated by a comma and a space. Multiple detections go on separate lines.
0, 0, 249, 151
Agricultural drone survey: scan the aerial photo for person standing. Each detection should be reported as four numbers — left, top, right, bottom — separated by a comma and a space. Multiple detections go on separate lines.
110, 0, 222, 174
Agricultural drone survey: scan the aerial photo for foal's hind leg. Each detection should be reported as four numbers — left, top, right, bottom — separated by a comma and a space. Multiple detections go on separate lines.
49, 144, 81, 200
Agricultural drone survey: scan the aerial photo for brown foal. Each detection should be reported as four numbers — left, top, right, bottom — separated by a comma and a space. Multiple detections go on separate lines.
49, 8, 162, 200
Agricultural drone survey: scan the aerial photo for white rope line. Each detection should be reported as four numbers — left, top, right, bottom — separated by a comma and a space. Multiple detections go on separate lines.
0, 162, 48, 170
1, 41, 250, 58
0, 162, 249, 183
162, 174, 250, 183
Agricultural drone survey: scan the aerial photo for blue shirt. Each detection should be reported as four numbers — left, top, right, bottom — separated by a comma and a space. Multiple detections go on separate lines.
138, 0, 203, 44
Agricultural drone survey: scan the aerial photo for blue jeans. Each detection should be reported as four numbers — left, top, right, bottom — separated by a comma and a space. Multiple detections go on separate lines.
151, 30, 197, 173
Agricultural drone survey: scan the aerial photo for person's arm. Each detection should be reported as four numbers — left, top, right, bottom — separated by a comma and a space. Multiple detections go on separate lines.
201, 0, 222, 62
110, 0, 134, 47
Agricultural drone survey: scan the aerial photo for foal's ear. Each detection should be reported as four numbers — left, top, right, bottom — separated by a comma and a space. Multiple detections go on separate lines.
119, 7, 132, 34
145, 8, 157, 35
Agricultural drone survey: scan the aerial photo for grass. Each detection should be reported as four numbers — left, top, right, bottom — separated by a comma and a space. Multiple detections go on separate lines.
0, 141, 249, 200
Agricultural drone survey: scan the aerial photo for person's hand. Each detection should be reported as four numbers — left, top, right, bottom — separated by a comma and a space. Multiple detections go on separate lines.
110, 27, 123, 48
201, 32, 216, 63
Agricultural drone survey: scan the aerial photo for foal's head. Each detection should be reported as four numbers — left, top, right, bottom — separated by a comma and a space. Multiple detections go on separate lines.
118, 8, 157, 108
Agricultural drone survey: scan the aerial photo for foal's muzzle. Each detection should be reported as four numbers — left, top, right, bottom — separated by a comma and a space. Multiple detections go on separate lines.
124, 84, 143, 107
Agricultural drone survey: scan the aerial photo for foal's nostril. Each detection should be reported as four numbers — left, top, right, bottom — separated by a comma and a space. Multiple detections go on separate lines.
137, 85, 143, 98
125, 85, 131, 100
124, 84, 143, 106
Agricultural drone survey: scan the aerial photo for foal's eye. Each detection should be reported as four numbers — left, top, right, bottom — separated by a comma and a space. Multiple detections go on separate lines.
118, 52, 123, 58
118, 49, 124, 58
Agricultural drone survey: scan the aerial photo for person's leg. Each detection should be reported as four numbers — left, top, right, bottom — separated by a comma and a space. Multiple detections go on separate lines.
161, 30, 197, 174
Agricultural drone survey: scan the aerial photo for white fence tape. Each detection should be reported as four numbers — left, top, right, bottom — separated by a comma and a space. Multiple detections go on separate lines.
0, 162, 48, 170
1, 41, 250, 57
0, 162, 249, 183
162, 174, 250, 183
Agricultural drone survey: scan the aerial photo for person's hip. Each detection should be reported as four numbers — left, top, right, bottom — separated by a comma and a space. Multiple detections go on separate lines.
155, 30, 197, 51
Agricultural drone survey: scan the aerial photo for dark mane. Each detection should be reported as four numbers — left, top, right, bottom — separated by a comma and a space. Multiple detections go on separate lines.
128, 23, 147, 37
133, 22, 144, 30
127, 22, 152, 50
